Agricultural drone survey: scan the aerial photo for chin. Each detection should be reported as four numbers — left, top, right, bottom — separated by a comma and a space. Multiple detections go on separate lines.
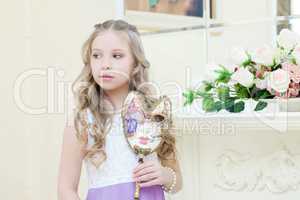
101, 86, 118, 91
100, 84, 123, 91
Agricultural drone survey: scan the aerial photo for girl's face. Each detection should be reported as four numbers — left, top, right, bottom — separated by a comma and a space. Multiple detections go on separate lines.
90, 30, 135, 91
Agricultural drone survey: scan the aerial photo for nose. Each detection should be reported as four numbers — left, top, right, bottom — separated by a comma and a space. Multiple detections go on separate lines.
101, 56, 112, 70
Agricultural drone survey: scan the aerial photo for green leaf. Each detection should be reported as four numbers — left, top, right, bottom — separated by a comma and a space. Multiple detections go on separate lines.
233, 101, 245, 113
254, 101, 268, 111
224, 97, 236, 112
224, 97, 235, 110
195, 91, 208, 98
202, 97, 215, 112
203, 81, 214, 92
215, 65, 232, 84
182, 90, 195, 106
241, 59, 251, 67
241, 51, 252, 67
253, 89, 274, 100
292, 58, 297, 65
234, 83, 250, 99
225, 100, 245, 113
214, 101, 223, 112
217, 86, 230, 101
202, 99, 224, 112
195, 82, 214, 97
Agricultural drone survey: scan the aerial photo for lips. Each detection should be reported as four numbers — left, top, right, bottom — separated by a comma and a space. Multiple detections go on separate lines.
101, 75, 114, 78
100, 74, 114, 80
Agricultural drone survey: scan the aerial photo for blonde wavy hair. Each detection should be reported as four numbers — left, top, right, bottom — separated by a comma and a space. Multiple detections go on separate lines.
71, 19, 177, 169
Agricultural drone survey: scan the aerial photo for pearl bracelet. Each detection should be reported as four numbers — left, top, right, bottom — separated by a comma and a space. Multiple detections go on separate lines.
162, 166, 177, 193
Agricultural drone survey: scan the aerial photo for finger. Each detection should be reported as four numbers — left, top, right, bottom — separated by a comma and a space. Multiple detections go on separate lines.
135, 172, 158, 182
139, 178, 161, 187
133, 161, 154, 174
133, 166, 155, 178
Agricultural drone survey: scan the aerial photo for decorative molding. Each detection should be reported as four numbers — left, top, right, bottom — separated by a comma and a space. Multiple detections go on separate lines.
215, 147, 300, 193
173, 102, 300, 132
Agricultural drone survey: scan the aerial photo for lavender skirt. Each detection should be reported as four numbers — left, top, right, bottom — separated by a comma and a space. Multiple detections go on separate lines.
86, 182, 165, 200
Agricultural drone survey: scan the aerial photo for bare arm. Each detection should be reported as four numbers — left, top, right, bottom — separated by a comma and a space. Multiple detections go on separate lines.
161, 155, 183, 193
57, 124, 87, 200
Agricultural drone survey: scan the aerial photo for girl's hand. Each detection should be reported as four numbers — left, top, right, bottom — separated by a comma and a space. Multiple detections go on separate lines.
132, 160, 172, 187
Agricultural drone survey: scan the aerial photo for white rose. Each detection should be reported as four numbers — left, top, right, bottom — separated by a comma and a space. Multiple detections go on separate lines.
255, 78, 268, 89
251, 45, 279, 66
231, 67, 254, 88
230, 47, 249, 65
277, 29, 300, 50
292, 44, 300, 65
267, 69, 290, 93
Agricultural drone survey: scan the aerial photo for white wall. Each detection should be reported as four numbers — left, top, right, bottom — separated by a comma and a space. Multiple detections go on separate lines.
141, 29, 207, 111
213, 0, 275, 21
1, 0, 117, 199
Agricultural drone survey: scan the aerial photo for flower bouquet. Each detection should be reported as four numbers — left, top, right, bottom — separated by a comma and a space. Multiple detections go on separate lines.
183, 29, 300, 113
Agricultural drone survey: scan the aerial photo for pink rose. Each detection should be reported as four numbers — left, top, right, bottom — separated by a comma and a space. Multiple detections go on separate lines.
288, 82, 300, 97
282, 62, 300, 83
288, 88, 300, 97
267, 69, 290, 93
278, 82, 300, 98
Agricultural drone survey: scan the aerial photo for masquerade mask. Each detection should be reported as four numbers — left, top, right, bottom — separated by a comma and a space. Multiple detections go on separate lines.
121, 90, 172, 199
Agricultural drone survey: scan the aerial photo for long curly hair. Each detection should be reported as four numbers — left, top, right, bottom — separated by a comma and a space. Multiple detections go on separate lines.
71, 19, 177, 169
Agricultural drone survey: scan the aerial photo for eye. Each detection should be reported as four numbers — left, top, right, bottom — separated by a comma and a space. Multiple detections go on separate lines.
92, 54, 101, 59
113, 54, 123, 59
92, 52, 103, 59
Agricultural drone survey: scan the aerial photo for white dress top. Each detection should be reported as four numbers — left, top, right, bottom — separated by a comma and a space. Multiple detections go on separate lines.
84, 109, 159, 189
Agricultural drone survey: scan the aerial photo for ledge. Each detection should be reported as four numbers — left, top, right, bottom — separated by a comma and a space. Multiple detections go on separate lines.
173, 107, 300, 133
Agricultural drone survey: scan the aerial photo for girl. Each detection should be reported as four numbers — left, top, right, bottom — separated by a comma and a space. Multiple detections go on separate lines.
57, 19, 182, 200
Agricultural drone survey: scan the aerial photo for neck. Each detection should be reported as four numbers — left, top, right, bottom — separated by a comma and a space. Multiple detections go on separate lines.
103, 84, 130, 114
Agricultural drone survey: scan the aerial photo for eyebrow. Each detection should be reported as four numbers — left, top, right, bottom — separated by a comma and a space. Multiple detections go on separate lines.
91, 48, 125, 52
